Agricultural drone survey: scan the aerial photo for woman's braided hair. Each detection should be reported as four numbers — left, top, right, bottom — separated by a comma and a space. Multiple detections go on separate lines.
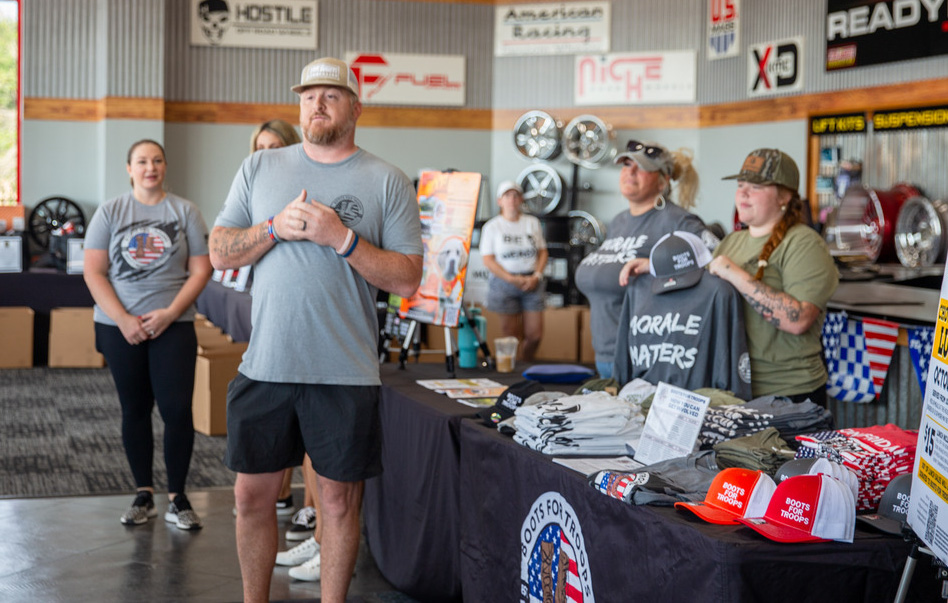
753, 188, 804, 280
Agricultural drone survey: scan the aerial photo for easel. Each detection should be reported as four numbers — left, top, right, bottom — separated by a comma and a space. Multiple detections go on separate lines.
395, 305, 494, 377
893, 526, 948, 602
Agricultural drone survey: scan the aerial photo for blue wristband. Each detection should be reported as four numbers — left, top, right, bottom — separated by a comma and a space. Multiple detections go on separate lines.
340, 233, 359, 258
267, 216, 281, 243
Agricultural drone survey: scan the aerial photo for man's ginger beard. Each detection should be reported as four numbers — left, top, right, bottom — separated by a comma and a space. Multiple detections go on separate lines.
303, 104, 357, 146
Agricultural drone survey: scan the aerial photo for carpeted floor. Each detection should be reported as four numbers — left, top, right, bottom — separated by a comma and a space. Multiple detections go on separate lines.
0, 367, 235, 498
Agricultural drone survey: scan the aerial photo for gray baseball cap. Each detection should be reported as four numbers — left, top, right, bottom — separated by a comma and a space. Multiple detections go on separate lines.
291, 57, 360, 98
614, 140, 674, 177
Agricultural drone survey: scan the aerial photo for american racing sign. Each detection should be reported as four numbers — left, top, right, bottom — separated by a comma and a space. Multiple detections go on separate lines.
496, 2, 610, 57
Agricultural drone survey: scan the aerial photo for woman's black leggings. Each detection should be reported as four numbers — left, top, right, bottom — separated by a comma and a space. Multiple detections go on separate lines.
95, 321, 197, 494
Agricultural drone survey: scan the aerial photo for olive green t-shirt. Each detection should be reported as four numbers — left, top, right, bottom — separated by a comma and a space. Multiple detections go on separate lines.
713, 225, 839, 397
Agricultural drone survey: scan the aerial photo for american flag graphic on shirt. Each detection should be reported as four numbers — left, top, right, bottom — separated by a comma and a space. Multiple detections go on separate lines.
120, 226, 173, 271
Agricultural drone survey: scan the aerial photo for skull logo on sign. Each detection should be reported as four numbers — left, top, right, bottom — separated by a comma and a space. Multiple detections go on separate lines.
198, 0, 230, 45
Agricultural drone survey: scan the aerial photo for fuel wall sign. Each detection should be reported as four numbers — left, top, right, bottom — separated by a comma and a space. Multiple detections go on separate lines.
826, 0, 948, 71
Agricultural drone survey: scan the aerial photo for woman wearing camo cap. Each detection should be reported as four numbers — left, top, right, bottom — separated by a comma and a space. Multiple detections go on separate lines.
575, 139, 719, 379
708, 148, 838, 405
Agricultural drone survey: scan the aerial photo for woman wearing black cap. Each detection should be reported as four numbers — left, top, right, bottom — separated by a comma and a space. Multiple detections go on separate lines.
708, 148, 838, 404
575, 140, 719, 379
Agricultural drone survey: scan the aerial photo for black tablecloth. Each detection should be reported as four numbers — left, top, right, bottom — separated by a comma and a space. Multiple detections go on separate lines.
0, 269, 94, 365
365, 363, 528, 602
457, 419, 937, 603
195, 280, 253, 341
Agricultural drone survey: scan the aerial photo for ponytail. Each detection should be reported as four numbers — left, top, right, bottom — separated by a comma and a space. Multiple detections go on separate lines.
666, 148, 699, 210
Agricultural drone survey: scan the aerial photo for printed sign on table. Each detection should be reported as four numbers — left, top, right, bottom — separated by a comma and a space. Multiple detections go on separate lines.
747, 37, 803, 97
575, 51, 696, 105
495, 2, 610, 57
397, 171, 481, 328
190, 0, 318, 50
908, 266, 948, 566
708, 0, 740, 60
634, 382, 709, 466
345, 52, 466, 106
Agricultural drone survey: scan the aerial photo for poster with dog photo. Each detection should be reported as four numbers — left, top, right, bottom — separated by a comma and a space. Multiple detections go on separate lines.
397, 171, 482, 327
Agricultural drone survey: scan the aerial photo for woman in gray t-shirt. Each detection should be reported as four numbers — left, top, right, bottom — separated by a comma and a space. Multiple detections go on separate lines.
84, 139, 212, 531
575, 140, 718, 379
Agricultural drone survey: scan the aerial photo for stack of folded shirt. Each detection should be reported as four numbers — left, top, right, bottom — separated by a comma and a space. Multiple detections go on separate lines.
794, 424, 917, 511
712, 427, 795, 474
698, 395, 835, 449
513, 391, 645, 456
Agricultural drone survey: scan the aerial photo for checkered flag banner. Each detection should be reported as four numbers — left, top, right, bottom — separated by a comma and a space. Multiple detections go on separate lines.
822, 311, 847, 366
908, 326, 935, 398
862, 317, 900, 396
825, 313, 876, 403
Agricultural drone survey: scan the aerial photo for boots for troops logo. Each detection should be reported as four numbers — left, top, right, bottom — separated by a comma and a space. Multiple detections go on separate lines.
521, 492, 594, 603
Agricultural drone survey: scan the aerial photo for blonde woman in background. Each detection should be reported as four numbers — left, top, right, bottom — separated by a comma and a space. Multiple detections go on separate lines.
708, 148, 838, 405
250, 119, 301, 154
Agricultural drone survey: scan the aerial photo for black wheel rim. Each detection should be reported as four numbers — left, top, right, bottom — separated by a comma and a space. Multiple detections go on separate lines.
28, 196, 86, 249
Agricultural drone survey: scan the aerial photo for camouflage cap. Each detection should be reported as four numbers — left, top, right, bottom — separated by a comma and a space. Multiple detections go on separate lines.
722, 148, 799, 192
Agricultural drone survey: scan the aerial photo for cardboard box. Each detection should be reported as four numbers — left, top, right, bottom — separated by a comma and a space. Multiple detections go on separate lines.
0, 307, 34, 368
534, 306, 581, 362
49, 307, 105, 368
192, 341, 248, 436
196, 328, 233, 354
579, 306, 595, 364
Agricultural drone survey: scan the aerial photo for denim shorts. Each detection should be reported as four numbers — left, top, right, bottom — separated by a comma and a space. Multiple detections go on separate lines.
486, 275, 546, 314
223, 373, 382, 482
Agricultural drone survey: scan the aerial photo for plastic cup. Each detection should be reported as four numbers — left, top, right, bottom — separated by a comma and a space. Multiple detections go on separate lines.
494, 336, 518, 373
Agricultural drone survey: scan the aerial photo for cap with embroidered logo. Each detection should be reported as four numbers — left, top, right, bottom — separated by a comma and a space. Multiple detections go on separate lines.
722, 148, 799, 192
291, 57, 360, 98
477, 380, 544, 426
736, 474, 856, 543
855, 473, 912, 536
675, 467, 776, 525
648, 231, 713, 295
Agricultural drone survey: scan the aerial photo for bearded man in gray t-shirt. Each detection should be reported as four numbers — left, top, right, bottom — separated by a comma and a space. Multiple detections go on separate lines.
209, 57, 423, 603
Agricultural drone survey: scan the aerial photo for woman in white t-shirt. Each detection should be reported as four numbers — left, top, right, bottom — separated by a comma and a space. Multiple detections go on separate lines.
480, 180, 548, 361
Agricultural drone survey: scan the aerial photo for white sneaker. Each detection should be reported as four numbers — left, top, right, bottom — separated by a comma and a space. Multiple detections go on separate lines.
275, 536, 320, 567
288, 551, 321, 582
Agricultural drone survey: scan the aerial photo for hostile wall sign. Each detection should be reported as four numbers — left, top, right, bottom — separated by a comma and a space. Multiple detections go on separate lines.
190, 0, 318, 50
826, 0, 948, 70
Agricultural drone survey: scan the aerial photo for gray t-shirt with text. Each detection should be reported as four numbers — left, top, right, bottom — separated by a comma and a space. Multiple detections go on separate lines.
574, 205, 718, 366
214, 145, 422, 386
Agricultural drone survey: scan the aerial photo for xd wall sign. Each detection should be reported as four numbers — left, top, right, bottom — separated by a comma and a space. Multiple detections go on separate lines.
747, 37, 803, 97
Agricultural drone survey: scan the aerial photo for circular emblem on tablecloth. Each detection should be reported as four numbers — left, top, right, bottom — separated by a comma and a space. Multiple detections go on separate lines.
121, 226, 172, 271
520, 491, 594, 603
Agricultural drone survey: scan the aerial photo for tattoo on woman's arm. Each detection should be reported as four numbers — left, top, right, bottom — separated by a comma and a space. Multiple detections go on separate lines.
743, 280, 803, 328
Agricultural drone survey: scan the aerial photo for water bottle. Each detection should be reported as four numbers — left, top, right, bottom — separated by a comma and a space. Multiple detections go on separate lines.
457, 307, 486, 369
